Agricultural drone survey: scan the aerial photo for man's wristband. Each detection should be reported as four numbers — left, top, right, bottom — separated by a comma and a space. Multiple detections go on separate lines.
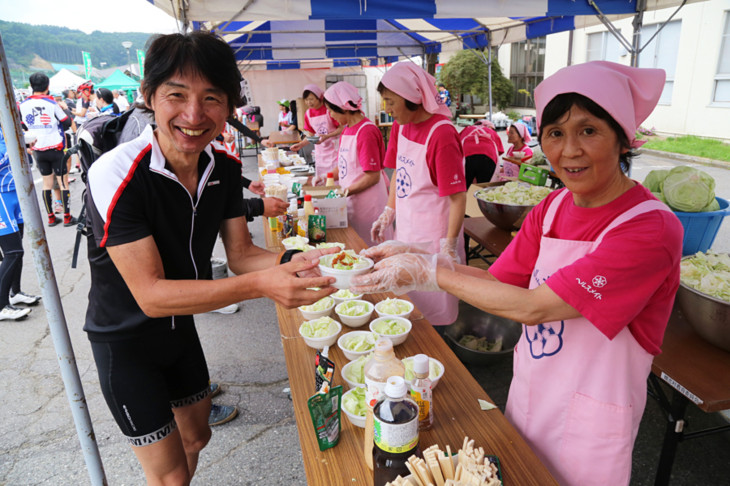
278, 249, 303, 264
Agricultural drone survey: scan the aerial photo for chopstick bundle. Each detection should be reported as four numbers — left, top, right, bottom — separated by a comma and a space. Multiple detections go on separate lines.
385, 437, 501, 486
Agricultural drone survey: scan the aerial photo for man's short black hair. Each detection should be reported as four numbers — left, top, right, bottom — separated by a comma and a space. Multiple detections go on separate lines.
29, 73, 50, 93
141, 32, 241, 115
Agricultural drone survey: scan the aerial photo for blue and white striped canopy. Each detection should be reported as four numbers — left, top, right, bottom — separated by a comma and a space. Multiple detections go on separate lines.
149, 0, 697, 66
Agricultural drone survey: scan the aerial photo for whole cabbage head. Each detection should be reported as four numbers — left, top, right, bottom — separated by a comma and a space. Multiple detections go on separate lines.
661, 166, 716, 213
643, 170, 669, 193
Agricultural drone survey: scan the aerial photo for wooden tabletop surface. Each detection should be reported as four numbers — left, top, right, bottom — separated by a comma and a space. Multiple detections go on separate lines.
267, 223, 557, 485
463, 217, 514, 259
652, 307, 730, 412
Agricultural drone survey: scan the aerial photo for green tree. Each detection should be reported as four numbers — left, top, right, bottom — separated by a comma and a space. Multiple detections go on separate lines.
440, 49, 513, 111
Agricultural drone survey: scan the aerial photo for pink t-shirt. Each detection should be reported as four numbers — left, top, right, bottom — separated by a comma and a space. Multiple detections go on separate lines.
341, 118, 384, 172
489, 183, 683, 355
384, 114, 466, 197
459, 125, 504, 160
303, 104, 339, 134
505, 144, 533, 163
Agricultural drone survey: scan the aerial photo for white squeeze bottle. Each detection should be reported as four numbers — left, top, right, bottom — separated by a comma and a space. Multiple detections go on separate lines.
297, 208, 307, 237
363, 338, 405, 470
409, 354, 433, 431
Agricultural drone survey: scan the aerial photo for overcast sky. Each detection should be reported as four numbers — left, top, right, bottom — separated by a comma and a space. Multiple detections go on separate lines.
0, 0, 179, 34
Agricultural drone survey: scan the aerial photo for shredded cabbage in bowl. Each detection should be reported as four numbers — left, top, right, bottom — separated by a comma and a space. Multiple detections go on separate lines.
281, 236, 310, 251
402, 357, 442, 381
322, 251, 370, 270
300, 316, 339, 338
476, 181, 552, 206
343, 354, 371, 384
376, 298, 411, 316
680, 252, 730, 302
334, 289, 361, 299
336, 300, 371, 317
341, 332, 377, 352
299, 296, 334, 313
343, 387, 367, 417
372, 318, 408, 335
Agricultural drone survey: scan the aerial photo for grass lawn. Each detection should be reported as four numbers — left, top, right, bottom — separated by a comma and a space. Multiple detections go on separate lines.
641, 135, 730, 162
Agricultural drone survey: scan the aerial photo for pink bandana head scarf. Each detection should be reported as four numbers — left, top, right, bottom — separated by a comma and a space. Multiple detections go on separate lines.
303, 84, 324, 100
535, 61, 665, 148
380, 62, 452, 118
511, 122, 532, 143
324, 81, 362, 112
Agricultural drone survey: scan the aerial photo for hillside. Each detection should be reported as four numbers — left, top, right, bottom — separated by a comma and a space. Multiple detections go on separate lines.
0, 19, 153, 85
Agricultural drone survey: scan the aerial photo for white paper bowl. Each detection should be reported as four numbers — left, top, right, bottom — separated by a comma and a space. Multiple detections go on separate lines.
374, 299, 414, 319
337, 331, 377, 361
298, 296, 335, 321
341, 388, 367, 428
298, 318, 341, 349
402, 356, 445, 389
318, 255, 374, 290
340, 359, 366, 389
334, 300, 374, 328
332, 289, 365, 306
282, 236, 310, 251
369, 316, 412, 346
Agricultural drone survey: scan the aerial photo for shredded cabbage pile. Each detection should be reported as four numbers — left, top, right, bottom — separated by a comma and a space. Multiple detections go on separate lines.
336, 300, 371, 317
372, 318, 408, 335
341, 332, 377, 352
476, 181, 552, 206
299, 296, 333, 313
643, 167, 717, 212
317, 242, 346, 250
282, 236, 310, 251
322, 251, 370, 270
334, 289, 360, 299
300, 316, 339, 338
342, 387, 367, 417
402, 357, 441, 381
376, 298, 411, 316
680, 252, 730, 302
343, 354, 371, 384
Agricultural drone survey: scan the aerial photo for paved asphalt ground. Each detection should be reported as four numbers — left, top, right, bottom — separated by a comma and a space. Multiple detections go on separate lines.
0, 143, 729, 485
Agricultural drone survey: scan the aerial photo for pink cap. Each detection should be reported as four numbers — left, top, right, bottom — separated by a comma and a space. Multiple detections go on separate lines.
380, 62, 452, 118
510, 122, 532, 143
475, 119, 495, 129
324, 81, 362, 112
535, 61, 665, 148
303, 84, 324, 100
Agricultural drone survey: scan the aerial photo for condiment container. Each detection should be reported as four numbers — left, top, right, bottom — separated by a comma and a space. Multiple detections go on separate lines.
409, 354, 433, 431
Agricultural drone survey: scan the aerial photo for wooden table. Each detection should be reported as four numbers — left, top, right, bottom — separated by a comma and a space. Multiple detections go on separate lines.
266, 224, 557, 485
649, 308, 730, 485
463, 217, 513, 265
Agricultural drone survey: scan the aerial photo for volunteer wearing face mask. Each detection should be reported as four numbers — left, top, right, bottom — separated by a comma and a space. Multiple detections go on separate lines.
321, 81, 391, 247
289, 84, 344, 185
351, 61, 684, 486
369, 62, 467, 327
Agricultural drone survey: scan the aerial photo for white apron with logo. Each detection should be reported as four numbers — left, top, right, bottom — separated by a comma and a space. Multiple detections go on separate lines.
394, 120, 465, 325
338, 120, 391, 247
309, 110, 339, 178
505, 189, 671, 486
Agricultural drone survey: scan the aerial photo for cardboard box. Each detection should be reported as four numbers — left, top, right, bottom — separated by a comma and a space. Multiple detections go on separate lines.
303, 185, 341, 198
312, 197, 348, 229
268, 130, 301, 144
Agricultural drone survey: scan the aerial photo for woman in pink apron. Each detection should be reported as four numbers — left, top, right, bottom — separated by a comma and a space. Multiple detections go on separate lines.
353, 61, 684, 485
289, 84, 344, 184
459, 119, 504, 184
368, 62, 467, 327
321, 82, 391, 247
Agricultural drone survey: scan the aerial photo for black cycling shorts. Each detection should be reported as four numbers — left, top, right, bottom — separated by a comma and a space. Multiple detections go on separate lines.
90, 322, 210, 446
34, 149, 67, 177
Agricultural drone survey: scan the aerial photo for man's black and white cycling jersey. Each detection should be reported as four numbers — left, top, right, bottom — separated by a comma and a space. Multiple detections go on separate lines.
84, 125, 245, 340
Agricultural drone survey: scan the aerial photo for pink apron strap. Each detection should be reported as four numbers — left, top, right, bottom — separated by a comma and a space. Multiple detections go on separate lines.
424, 119, 452, 149
592, 200, 672, 249
541, 189, 570, 235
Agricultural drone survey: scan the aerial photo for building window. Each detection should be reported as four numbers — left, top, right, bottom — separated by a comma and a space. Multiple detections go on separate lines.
510, 37, 546, 108
638, 20, 681, 104
713, 12, 730, 103
586, 31, 624, 62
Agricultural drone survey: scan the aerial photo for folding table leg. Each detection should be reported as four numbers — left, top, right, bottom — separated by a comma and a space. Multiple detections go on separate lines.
654, 389, 689, 486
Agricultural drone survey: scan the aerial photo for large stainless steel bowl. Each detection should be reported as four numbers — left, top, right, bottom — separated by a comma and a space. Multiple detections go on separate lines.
676, 279, 730, 353
444, 301, 522, 365
474, 182, 536, 231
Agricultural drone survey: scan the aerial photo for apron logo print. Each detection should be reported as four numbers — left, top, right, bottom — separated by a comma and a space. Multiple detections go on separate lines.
526, 322, 564, 359
395, 167, 412, 198
338, 155, 348, 178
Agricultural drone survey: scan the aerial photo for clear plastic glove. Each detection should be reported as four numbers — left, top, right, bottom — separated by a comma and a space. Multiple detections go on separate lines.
360, 240, 430, 263
311, 174, 325, 186
439, 237, 461, 264
350, 253, 454, 295
370, 206, 395, 244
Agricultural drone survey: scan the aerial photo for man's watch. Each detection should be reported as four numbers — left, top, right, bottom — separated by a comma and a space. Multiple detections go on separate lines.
278, 249, 303, 265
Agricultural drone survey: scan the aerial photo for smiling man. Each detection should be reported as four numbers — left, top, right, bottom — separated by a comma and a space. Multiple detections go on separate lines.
83, 32, 336, 485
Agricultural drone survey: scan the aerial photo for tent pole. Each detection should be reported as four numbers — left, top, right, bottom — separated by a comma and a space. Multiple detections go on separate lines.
0, 34, 107, 486
631, 0, 647, 67
487, 44, 493, 121
567, 30, 574, 66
